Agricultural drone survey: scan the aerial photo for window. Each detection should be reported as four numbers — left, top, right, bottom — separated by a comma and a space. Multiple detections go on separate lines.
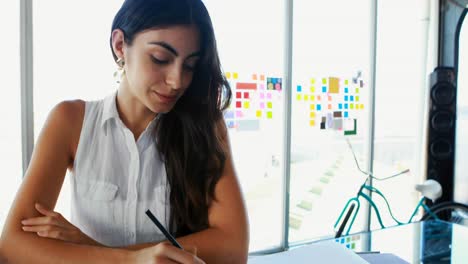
33, 0, 125, 219
203, 0, 286, 251
289, 0, 372, 243
0, 1, 22, 228
455, 13, 468, 205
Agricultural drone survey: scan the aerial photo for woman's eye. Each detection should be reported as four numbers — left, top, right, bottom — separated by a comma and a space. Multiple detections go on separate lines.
151, 56, 168, 64
184, 64, 196, 72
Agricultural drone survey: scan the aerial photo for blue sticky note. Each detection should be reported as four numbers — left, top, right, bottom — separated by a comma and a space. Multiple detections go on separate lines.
341, 238, 345, 243
297, 85, 302, 92
317, 104, 322, 111
350, 95, 354, 102
345, 96, 349, 101
345, 87, 349, 93
345, 104, 348, 109
344, 111, 349, 118
339, 103, 343, 110
322, 86, 327, 93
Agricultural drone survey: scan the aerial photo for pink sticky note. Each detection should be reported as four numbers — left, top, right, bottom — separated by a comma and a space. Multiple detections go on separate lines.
260, 102, 265, 109
267, 93, 272, 99
259, 84, 265, 90
260, 92, 265, 99
236, 111, 242, 118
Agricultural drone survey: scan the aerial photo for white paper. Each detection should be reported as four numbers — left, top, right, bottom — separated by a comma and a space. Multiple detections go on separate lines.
248, 240, 369, 264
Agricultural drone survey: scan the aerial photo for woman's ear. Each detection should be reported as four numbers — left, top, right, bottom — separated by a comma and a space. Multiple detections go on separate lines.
111, 29, 126, 60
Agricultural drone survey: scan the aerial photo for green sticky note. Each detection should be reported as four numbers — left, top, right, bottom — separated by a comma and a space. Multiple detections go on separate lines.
267, 111, 273, 119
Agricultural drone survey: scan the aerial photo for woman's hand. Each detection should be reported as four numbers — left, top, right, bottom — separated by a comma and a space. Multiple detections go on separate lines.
131, 243, 205, 264
21, 203, 102, 246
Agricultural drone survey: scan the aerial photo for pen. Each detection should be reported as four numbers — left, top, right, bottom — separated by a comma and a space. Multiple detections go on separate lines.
145, 209, 184, 249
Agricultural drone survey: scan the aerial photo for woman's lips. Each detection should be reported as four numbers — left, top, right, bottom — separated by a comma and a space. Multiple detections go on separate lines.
153, 91, 177, 103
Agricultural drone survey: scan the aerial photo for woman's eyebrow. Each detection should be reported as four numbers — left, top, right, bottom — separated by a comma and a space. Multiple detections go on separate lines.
148, 41, 200, 58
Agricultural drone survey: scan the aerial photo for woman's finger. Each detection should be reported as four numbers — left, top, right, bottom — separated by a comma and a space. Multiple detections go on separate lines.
35, 203, 60, 217
156, 244, 205, 264
21, 216, 70, 229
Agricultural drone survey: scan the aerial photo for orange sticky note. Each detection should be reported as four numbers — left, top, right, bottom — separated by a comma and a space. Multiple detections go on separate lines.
328, 104, 332, 110
260, 75, 265, 81
252, 74, 257, 80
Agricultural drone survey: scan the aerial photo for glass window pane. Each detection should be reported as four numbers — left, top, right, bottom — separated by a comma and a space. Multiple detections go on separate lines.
203, 0, 286, 251
372, 0, 430, 229
0, 1, 22, 228
455, 16, 468, 204
33, 0, 125, 219
290, 0, 372, 243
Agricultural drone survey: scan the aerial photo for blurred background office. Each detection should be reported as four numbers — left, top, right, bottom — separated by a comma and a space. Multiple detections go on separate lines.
1, 0, 467, 254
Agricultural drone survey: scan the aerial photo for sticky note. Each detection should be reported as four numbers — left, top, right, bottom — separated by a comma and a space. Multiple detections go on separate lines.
236, 92, 241, 99
267, 93, 272, 99
328, 104, 332, 110
252, 74, 257, 80
345, 103, 348, 109
339, 103, 343, 110
311, 78, 316, 84
344, 111, 349, 118
310, 87, 315, 93
244, 92, 249, 99
310, 120, 316, 126
244, 101, 250, 109
236, 101, 241, 108
350, 95, 354, 102
360, 104, 364, 109
328, 96, 332, 101
345, 88, 349, 93
310, 112, 316, 118
256, 110, 262, 117
259, 84, 265, 90
322, 86, 327, 93
322, 78, 327, 84
260, 102, 265, 109
267, 102, 273, 108
226, 72, 231, 79
267, 111, 273, 119
350, 103, 354, 109
311, 95, 315, 101
297, 94, 302, 101
233, 72, 238, 79
297, 85, 302, 92
236, 110, 242, 118
345, 80, 349, 85
355, 96, 359, 102
317, 96, 321, 101
304, 95, 309, 101
329, 77, 339, 93
317, 104, 322, 111
260, 92, 265, 99
345, 95, 349, 101
310, 104, 315, 110
260, 75, 265, 81
356, 88, 359, 93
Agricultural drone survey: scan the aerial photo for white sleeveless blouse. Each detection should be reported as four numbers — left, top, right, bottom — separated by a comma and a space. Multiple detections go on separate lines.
70, 92, 171, 247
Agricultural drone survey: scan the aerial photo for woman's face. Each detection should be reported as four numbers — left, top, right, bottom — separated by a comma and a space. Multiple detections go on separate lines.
121, 25, 201, 113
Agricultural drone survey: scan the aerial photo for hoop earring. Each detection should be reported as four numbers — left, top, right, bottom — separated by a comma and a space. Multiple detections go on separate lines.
113, 58, 125, 83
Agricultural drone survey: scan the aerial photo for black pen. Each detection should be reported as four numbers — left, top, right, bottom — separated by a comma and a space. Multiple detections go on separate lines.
145, 209, 184, 249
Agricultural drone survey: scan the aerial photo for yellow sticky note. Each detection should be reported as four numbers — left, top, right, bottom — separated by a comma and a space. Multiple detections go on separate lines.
304, 95, 309, 101
310, 78, 316, 84
322, 78, 327, 84
226, 72, 231, 79
310, 104, 315, 110
233, 72, 238, 79
310, 112, 316, 118
360, 104, 364, 109
355, 96, 360, 102
310, 120, 316, 126
311, 95, 315, 101
296, 94, 302, 101
350, 103, 354, 109
345, 80, 349, 85
244, 101, 250, 109
267, 102, 273, 109
310, 87, 315, 93
329, 77, 339, 93
256, 110, 262, 117
267, 111, 273, 119
356, 88, 359, 93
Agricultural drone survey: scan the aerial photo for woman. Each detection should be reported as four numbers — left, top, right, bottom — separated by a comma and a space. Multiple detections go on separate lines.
0, 0, 249, 263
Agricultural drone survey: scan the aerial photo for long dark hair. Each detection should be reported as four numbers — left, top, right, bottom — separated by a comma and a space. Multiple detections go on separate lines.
111, 0, 232, 236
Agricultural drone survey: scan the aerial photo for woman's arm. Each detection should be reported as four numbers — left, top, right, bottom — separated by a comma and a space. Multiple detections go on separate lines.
0, 101, 130, 263
123, 121, 249, 263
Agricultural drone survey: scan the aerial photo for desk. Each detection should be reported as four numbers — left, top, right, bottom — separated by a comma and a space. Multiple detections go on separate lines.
249, 220, 468, 263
